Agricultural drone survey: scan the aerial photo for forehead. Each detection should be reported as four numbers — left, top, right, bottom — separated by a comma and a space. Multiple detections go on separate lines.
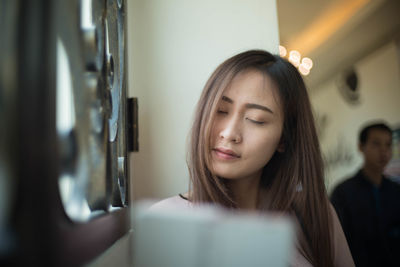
221, 70, 280, 106
366, 129, 392, 142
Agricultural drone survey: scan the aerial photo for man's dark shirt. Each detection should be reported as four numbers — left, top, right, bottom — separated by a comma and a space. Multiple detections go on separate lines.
331, 170, 400, 267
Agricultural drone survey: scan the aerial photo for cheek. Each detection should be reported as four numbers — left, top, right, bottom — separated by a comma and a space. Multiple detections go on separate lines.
210, 125, 218, 146
247, 131, 282, 159
210, 118, 224, 144
384, 150, 392, 160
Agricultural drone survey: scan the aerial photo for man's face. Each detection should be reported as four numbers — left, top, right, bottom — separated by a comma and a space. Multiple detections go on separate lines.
360, 129, 392, 172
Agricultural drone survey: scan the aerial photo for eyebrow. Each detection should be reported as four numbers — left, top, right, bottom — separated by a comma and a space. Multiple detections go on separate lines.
221, 95, 274, 114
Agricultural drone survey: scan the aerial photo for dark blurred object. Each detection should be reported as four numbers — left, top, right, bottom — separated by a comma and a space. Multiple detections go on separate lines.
0, 0, 131, 266
128, 97, 139, 152
0, 0, 19, 264
337, 68, 360, 106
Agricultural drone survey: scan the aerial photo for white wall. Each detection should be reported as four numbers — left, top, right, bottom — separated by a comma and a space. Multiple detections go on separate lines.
310, 41, 400, 192
127, 0, 280, 200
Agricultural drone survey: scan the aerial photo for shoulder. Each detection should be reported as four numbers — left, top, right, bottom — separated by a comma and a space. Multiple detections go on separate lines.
384, 177, 400, 189
330, 176, 359, 211
149, 195, 192, 211
382, 177, 400, 196
331, 174, 360, 195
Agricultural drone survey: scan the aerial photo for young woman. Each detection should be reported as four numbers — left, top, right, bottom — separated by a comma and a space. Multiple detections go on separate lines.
152, 50, 354, 267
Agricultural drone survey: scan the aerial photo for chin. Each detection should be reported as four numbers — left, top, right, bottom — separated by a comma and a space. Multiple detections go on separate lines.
212, 170, 241, 180
374, 165, 386, 173
219, 175, 241, 180
213, 171, 238, 180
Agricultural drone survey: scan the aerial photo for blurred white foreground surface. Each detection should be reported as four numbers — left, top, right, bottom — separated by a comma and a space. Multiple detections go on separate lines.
132, 201, 294, 267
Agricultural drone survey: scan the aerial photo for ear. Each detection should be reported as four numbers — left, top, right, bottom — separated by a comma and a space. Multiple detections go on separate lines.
277, 139, 285, 153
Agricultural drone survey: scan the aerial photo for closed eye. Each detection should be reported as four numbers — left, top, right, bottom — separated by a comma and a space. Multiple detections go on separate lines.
246, 118, 265, 125
217, 109, 228, 114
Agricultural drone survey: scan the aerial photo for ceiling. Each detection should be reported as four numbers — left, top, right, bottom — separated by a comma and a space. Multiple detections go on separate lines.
276, 0, 400, 90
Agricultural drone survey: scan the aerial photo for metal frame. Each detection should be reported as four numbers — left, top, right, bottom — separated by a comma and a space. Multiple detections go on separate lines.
1, 0, 131, 265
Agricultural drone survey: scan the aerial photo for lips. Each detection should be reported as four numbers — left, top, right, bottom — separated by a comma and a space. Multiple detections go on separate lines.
213, 147, 240, 160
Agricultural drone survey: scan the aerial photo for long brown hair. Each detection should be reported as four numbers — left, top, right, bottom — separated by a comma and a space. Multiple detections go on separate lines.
187, 50, 333, 267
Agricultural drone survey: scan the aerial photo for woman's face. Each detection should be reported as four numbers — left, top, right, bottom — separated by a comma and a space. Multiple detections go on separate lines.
210, 70, 284, 181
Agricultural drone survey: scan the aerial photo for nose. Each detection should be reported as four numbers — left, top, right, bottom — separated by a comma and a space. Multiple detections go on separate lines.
219, 116, 242, 144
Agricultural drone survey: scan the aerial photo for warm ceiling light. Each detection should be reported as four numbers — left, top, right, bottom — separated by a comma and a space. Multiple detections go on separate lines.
301, 57, 313, 70
288, 50, 301, 66
299, 63, 310, 76
280, 48, 313, 75
279, 45, 287, 57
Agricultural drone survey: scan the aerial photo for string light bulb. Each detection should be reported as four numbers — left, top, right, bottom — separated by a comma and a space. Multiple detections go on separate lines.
298, 64, 310, 76
279, 45, 287, 57
301, 57, 313, 70
279, 45, 313, 76
288, 50, 301, 67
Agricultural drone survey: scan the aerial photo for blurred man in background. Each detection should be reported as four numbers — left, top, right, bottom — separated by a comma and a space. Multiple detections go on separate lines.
331, 122, 400, 267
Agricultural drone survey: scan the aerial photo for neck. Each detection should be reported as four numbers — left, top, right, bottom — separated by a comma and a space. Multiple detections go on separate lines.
362, 165, 383, 186
225, 173, 261, 210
